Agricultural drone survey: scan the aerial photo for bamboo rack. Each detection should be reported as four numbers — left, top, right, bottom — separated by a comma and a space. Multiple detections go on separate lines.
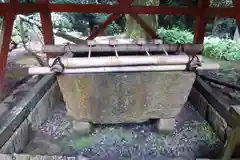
43, 43, 203, 56
28, 63, 219, 75
48, 55, 203, 68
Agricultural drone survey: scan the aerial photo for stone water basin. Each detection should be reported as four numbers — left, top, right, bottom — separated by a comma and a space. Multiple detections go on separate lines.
0, 75, 223, 159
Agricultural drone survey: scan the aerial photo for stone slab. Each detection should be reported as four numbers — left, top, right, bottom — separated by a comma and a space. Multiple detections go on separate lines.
27, 82, 61, 130
0, 154, 89, 160
188, 87, 208, 119
0, 75, 56, 148
230, 105, 240, 122
157, 118, 176, 134
57, 71, 195, 123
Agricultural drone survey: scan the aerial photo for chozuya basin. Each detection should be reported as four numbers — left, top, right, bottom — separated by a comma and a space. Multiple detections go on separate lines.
57, 71, 196, 123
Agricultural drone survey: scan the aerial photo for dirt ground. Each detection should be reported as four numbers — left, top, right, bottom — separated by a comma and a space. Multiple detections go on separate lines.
0, 48, 43, 101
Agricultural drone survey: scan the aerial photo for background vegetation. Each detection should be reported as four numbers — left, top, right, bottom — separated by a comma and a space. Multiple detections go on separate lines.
0, 0, 239, 60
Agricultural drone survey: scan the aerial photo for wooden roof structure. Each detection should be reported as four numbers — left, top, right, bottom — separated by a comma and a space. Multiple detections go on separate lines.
0, 0, 240, 91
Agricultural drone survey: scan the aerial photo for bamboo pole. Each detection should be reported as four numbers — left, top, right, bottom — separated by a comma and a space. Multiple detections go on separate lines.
48, 55, 203, 68
28, 63, 219, 75
43, 44, 203, 56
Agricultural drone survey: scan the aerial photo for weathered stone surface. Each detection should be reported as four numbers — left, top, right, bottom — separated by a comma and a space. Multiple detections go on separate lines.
0, 76, 55, 149
27, 82, 61, 129
0, 104, 10, 119
24, 137, 61, 155
188, 87, 208, 118
0, 76, 40, 117
1, 120, 29, 153
76, 155, 89, 160
0, 154, 89, 160
57, 72, 195, 123
0, 154, 13, 160
14, 154, 31, 160
72, 121, 92, 135
30, 155, 65, 160
207, 105, 228, 142
157, 118, 176, 134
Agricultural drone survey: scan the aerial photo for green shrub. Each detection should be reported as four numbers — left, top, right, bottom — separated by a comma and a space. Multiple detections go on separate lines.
157, 27, 193, 44
156, 27, 240, 61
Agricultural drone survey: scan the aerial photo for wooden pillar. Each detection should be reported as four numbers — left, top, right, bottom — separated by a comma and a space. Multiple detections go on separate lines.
193, 0, 210, 44
233, 0, 240, 36
0, 0, 17, 93
37, 0, 54, 54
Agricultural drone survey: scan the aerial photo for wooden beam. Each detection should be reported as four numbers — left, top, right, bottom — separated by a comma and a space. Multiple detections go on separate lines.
0, 0, 17, 92
0, 3, 239, 17
193, 0, 210, 44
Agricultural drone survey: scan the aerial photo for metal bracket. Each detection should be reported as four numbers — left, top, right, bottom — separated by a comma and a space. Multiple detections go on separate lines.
109, 39, 119, 57
87, 40, 96, 58
63, 43, 74, 57
137, 39, 150, 56
186, 55, 202, 71
154, 40, 168, 56
49, 57, 65, 74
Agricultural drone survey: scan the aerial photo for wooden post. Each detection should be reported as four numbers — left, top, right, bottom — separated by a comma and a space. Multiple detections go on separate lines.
0, 0, 17, 95
193, 0, 210, 44
233, 0, 240, 39
37, 0, 54, 57
221, 126, 240, 160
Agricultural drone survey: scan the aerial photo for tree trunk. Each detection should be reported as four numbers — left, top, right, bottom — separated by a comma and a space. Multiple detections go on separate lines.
125, 0, 158, 39
212, 16, 221, 36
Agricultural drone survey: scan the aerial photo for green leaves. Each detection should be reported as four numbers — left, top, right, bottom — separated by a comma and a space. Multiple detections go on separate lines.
157, 27, 240, 61
157, 27, 193, 44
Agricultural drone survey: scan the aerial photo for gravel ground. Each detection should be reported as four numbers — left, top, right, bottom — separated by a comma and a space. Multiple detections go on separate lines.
24, 102, 223, 160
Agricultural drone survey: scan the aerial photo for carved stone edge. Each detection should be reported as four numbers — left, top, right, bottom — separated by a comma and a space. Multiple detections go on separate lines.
0, 75, 56, 151
188, 86, 240, 158
0, 154, 89, 159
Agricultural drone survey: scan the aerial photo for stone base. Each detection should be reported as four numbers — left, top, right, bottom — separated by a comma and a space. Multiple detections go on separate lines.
57, 71, 195, 123
72, 121, 92, 135
156, 118, 176, 134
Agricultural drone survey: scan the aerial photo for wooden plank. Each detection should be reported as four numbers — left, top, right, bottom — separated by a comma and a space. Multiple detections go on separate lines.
194, 77, 240, 128
0, 0, 17, 93
0, 3, 239, 17
193, 0, 210, 44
